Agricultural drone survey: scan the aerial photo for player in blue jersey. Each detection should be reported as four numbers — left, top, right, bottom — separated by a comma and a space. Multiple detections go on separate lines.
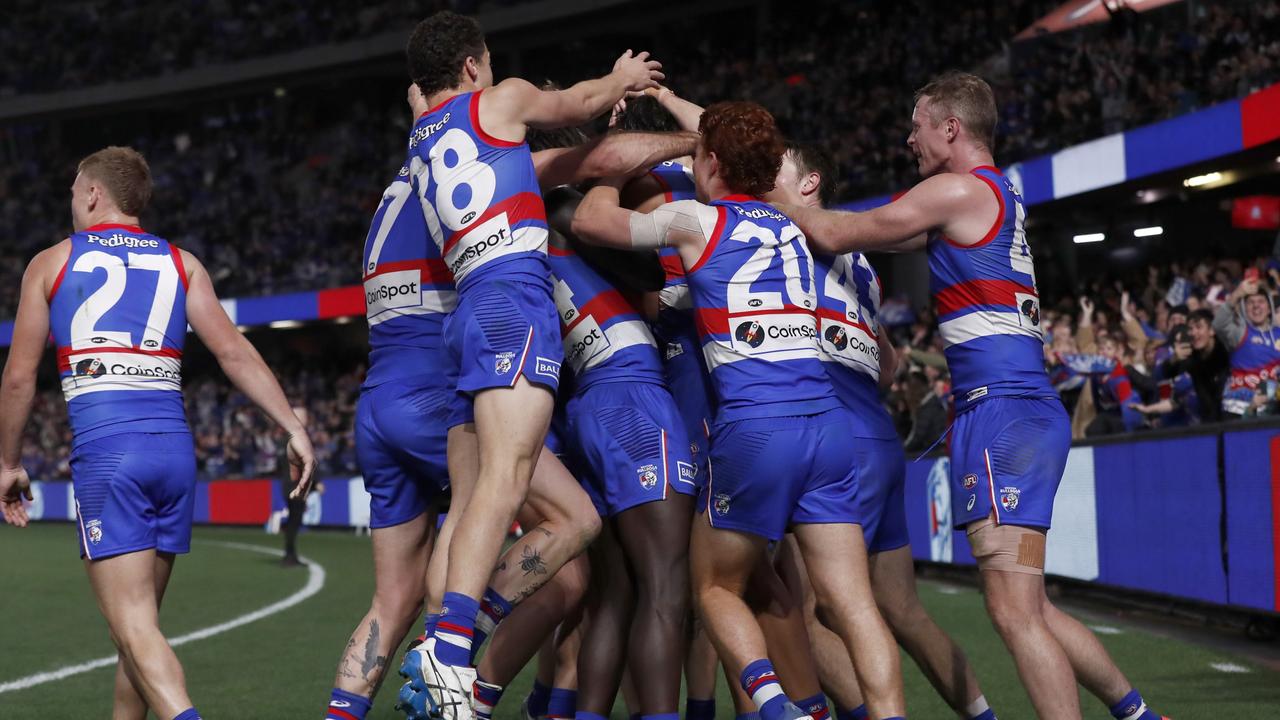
0, 147, 315, 720
330, 82, 696, 720
396, 13, 665, 714
573, 102, 905, 720
779, 72, 1167, 720
765, 143, 997, 720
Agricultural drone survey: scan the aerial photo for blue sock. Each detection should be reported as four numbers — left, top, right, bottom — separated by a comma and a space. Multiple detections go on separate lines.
474, 675, 505, 720
548, 688, 578, 719
735, 714, 761, 720
686, 698, 716, 720
173, 710, 202, 720
435, 592, 479, 666
971, 711, 997, 720
740, 659, 788, 720
794, 693, 828, 720
1110, 689, 1159, 720
473, 587, 513, 652
325, 688, 371, 720
837, 706, 868, 720
881, 717, 905, 720
641, 714, 679, 720
526, 679, 552, 717
574, 713, 607, 720
423, 611, 441, 638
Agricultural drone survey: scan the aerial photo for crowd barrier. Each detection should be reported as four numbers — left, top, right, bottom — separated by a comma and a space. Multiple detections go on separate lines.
13, 421, 1280, 615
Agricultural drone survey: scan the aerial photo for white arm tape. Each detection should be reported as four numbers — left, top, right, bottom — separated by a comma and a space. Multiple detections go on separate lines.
628, 199, 718, 249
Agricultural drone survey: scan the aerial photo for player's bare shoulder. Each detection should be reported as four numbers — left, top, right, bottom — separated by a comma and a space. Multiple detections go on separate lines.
27, 239, 72, 297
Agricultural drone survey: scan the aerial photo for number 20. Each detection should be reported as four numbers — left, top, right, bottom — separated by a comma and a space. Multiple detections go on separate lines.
727, 221, 814, 313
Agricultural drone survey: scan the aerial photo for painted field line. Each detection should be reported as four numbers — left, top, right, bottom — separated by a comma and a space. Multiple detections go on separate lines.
0, 541, 325, 694
1209, 661, 1251, 674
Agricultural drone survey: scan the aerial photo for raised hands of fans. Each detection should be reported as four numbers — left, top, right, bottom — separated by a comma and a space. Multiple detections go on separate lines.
1078, 296, 1095, 326
0, 465, 33, 528
1173, 339, 1193, 361
1231, 277, 1260, 302
407, 83, 429, 118
1120, 290, 1135, 320
286, 433, 317, 501
613, 50, 664, 93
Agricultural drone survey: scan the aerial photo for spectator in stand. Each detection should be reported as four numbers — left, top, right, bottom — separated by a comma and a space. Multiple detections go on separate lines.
1214, 272, 1280, 417
1171, 309, 1231, 424
902, 371, 949, 455
1135, 324, 1201, 428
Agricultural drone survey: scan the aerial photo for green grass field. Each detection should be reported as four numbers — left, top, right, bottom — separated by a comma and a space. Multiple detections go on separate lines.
2, 524, 1277, 719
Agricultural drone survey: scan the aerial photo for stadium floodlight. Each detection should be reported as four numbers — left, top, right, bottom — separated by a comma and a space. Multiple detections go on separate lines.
1133, 226, 1163, 237
1073, 233, 1106, 244
269, 320, 303, 329
1182, 172, 1222, 188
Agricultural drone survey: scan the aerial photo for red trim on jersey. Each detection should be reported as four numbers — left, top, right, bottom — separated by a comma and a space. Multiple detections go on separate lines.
423, 92, 458, 116
695, 306, 814, 336
968, 171, 1007, 248
442, 192, 547, 255
889, 190, 908, 202
649, 170, 674, 203
972, 165, 1002, 174
56, 344, 182, 371
935, 279, 1037, 316
815, 306, 874, 335
720, 194, 757, 203
169, 244, 190, 291
659, 252, 685, 280
563, 288, 636, 333
47, 254, 70, 302
687, 207, 728, 275
470, 90, 523, 148
84, 223, 145, 233
547, 243, 572, 257
363, 258, 453, 284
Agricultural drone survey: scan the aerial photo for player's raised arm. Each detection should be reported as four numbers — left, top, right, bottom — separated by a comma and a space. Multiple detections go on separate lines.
483, 50, 663, 135
780, 173, 980, 255
181, 250, 316, 498
571, 177, 711, 259
651, 86, 704, 132
0, 244, 66, 527
532, 130, 698, 190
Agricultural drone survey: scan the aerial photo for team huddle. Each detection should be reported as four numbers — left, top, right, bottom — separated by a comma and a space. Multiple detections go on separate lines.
0, 10, 1174, 720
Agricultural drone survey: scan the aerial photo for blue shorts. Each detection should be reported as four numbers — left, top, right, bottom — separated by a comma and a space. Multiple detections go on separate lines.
444, 279, 562, 403
661, 331, 715, 489
698, 408, 860, 541
950, 396, 1070, 529
566, 381, 697, 517
70, 432, 196, 561
855, 437, 910, 554
355, 377, 451, 529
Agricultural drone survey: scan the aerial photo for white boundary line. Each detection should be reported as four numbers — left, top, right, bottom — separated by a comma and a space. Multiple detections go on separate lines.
0, 540, 326, 694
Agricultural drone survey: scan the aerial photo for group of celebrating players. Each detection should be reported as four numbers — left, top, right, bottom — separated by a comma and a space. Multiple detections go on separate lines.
0, 10, 1172, 720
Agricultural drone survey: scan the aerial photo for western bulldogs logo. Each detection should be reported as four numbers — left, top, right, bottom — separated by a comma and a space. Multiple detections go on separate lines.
86, 519, 104, 545
962, 473, 977, 490
824, 324, 848, 351
494, 352, 515, 375
714, 493, 731, 516
75, 358, 107, 378
637, 465, 658, 490
1020, 298, 1041, 326
1000, 486, 1021, 512
735, 321, 765, 348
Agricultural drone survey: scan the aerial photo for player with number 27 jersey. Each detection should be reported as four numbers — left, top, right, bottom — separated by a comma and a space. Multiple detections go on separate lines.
409, 90, 562, 398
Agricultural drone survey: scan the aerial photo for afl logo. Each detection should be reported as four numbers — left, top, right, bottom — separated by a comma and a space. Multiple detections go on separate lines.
461, 211, 477, 225
962, 473, 977, 490
143, 340, 159, 349
1020, 298, 1040, 326
75, 358, 107, 378
735, 321, 765, 348
824, 324, 848, 351
91, 336, 107, 344
748, 299, 763, 308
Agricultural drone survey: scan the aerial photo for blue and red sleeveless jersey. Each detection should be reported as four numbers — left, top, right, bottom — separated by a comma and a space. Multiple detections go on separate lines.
408, 90, 549, 293
686, 195, 840, 422
650, 161, 699, 336
813, 251, 898, 439
362, 157, 458, 390
927, 166, 1054, 412
1223, 323, 1280, 415
548, 235, 664, 390
48, 224, 189, 447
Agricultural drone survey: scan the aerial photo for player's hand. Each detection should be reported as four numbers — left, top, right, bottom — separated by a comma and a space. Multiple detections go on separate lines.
286, 433, 317, 501
0, 465, 33, 528
613, 50, 664, 93
407, 83, 429, 118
